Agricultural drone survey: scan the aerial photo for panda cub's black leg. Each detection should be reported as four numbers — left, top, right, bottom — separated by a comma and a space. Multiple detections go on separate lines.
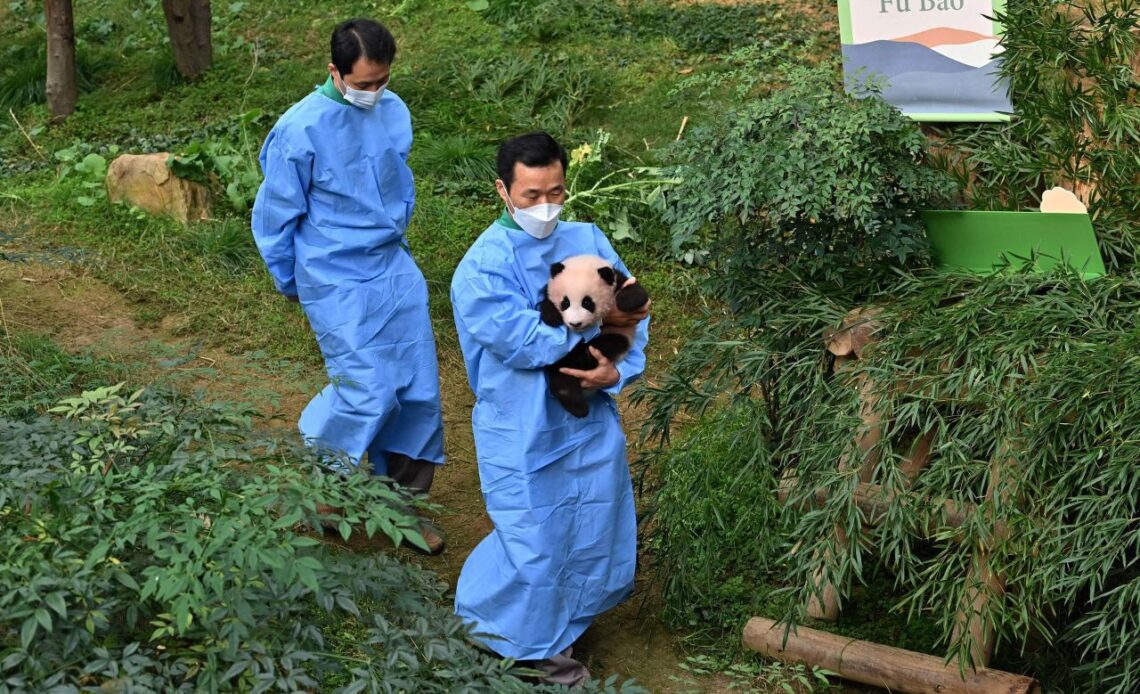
587, 333, 632, 362
546, 341, 597, 418
546, 366, 590, 418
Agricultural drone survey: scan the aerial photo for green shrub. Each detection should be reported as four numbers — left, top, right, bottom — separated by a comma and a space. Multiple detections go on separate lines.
0, 380, 647, 692
0, 334, 130, 419
663, 62, 957, 286
563, 129, 679, 243
168, 110, 266, 213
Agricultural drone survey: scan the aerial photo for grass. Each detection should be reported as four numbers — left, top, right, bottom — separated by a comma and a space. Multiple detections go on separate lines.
1, 0, 734, 361
0, 330, 131, 417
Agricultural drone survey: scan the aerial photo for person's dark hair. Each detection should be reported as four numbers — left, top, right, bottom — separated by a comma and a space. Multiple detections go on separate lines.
496, 132, 568, 191
330, 19, 396, 76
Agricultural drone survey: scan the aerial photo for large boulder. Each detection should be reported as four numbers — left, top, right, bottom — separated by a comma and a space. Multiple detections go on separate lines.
105, 153, 211, 224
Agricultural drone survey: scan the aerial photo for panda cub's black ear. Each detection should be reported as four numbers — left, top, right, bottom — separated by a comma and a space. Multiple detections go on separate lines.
550, 262, 565, 278
597, 266, 616, 286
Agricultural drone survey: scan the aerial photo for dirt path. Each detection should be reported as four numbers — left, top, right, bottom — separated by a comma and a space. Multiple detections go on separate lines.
0, 258, 731, 693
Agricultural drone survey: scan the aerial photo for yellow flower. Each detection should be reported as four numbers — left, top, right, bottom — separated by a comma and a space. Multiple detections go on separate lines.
570, 143, 593, 167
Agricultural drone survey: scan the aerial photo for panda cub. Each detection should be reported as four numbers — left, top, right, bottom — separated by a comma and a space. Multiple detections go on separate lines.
538, 254, 649, 418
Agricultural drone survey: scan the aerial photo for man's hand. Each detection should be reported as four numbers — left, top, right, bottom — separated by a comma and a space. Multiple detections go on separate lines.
603, 277, 650, 328
560, 347, 620, 389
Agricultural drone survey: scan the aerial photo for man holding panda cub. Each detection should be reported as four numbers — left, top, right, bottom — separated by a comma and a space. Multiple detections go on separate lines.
450, 132, 650, 685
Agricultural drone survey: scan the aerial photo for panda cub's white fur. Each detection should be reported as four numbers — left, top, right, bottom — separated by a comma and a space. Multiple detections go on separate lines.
538, 253, 648, 417
545, 255, 618, 331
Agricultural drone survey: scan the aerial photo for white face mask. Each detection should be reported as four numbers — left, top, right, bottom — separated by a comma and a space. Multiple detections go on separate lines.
338, 75, 387, 110
510, 201, 562, 239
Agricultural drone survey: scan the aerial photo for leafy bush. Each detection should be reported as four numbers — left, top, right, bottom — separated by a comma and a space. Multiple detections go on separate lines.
639, 267, 1140, 691
168, 110, 265, 213
942, 0, 1139, 269
0, 333, 130, 419
663, 62, 957, 283
644, 404, 789, 637
54, 144, 116, 207
563, 129, 678, 243
0, 379, 643, 692
642, 6, 1139, 687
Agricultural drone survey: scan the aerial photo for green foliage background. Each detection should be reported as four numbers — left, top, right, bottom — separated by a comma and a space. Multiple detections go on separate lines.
637, 1, 1140, 692
3, 0, 1137, 690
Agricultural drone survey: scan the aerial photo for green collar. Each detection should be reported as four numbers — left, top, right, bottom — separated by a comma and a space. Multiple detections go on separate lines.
497, 208, 522, 231
318, 75, 349, 106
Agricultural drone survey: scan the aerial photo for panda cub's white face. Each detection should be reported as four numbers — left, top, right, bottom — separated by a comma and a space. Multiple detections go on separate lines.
546, 255, 618, 332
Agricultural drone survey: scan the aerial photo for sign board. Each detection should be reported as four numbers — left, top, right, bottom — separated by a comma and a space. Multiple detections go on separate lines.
838, 0, 1013, 122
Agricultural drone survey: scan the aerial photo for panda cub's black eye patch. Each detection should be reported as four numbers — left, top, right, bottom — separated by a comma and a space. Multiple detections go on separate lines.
582, 296, 595, 312
560, 297, 571, 310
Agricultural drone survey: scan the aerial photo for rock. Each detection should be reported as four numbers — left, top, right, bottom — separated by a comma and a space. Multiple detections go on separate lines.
105, 153, 211, 224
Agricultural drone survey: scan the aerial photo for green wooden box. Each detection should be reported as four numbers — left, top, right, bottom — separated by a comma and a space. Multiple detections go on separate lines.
921, 210, 1106, 280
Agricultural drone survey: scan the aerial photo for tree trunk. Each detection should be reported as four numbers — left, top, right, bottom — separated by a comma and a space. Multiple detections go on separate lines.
44, 0, 77, 121
162, 0, 213, 80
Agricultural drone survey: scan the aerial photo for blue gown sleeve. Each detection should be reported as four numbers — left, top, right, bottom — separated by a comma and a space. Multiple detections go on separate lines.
385, 94, 415, 226
251, 129, 312, 297
594, 228, 650, 397
403, 127, 416, 225
452, 257, 581, 371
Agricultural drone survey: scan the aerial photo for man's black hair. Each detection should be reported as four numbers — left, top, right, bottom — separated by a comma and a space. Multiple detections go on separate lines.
496, 132, 568, 191
331, 19, 396, 76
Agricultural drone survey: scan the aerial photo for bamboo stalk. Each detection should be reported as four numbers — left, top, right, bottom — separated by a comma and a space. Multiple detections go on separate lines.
743, 617, 1040, 694
807, 376, 882, 621
951, 442, 1014, 667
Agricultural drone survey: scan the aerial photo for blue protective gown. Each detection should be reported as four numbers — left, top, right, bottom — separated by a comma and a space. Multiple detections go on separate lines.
451, 211, 648, 660
251, 78, 444, 473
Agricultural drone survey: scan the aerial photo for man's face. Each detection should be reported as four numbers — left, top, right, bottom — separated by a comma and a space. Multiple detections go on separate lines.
329, 56, 390, 93
496, 161, 566, 211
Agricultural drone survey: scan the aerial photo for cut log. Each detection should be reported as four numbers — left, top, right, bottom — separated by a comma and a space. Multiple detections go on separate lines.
805, 527, 844, 621
743, 617, 1040, 694
824, 307, 883, 357
899, 429, 935, 481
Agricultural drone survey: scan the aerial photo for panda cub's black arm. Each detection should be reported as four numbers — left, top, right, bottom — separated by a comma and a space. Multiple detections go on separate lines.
538, 286, 564, 327
613, 270, 650, 313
